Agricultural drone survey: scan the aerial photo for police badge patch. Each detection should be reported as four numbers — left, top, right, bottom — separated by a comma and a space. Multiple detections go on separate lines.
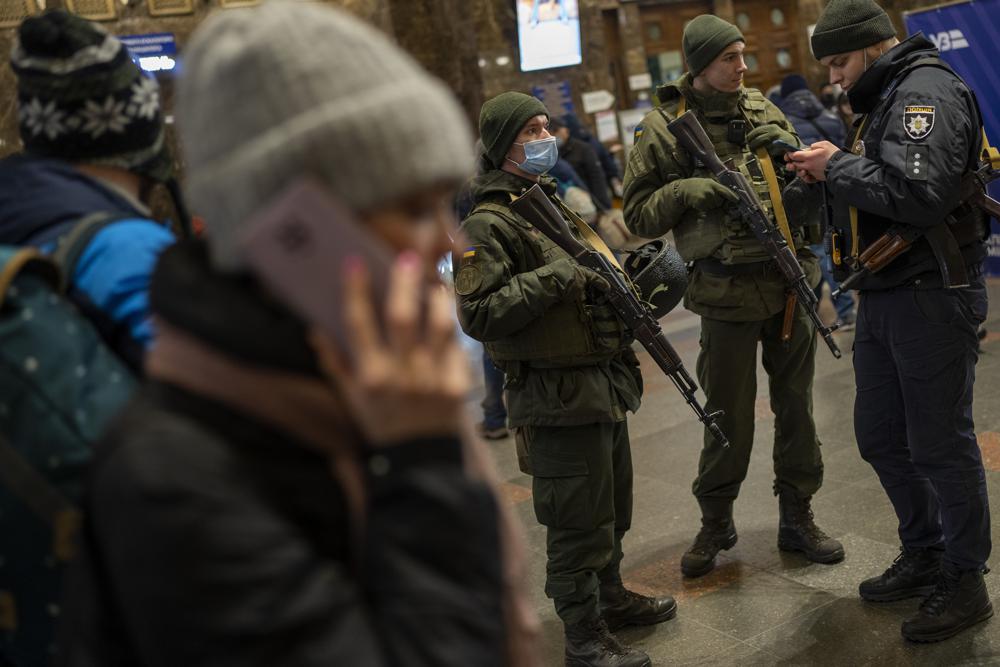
903, 106, 935, 140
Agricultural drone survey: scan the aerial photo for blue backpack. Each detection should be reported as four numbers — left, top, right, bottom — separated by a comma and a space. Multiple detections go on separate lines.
0, 214, 137, 666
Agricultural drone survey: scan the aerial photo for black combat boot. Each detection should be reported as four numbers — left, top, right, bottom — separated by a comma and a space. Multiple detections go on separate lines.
681, 500, 737, 578
901, 565, 994, 643
859, 547, 943, 602
777, 493, 844, 563
564, 616, 652, 667
599, 583, 677, 631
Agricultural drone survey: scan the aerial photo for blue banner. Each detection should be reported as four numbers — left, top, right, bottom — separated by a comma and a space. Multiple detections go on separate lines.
904, 0, 1000, 276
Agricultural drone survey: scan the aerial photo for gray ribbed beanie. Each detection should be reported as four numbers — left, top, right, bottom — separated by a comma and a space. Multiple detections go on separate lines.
683, 15, 745, 77
177, 2, 474, 271
811, 0, 896, 59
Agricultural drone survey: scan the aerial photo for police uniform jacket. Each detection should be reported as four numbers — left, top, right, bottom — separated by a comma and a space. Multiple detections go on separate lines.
824, 34, 988, 290
622, 75, 819, 322
456, 169, 642, 428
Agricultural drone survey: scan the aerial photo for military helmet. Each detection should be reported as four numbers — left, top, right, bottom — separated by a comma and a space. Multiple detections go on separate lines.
623, 239, 688, 319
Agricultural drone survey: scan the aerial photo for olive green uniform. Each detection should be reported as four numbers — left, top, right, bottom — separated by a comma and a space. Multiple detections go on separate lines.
455, 169, 642, 624
622, 75, 823, 505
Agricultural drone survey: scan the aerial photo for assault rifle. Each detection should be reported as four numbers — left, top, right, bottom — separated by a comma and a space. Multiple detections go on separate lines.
510, 185, 729, 447
831, 163, 1000, 298
667, 111, 842, 359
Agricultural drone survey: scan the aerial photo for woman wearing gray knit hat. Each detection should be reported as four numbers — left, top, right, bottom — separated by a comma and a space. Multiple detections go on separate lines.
790, 0, 994, 645
457, 90, 677, 667
55, 4, 541, 666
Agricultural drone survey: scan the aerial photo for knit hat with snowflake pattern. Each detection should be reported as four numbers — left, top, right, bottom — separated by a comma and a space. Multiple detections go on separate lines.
10, 10, 172, 181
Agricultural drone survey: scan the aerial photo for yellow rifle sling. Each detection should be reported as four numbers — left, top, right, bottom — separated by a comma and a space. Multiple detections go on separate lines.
847, 118, 870, 261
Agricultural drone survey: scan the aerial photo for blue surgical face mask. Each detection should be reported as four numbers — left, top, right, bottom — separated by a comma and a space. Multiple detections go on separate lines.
508, 136, 558, 175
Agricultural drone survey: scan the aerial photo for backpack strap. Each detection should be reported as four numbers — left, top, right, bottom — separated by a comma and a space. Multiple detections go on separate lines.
51, 212, 132, 291
0, 247, 60, 309
49, 213, 146, 373
0, 433, 81, 562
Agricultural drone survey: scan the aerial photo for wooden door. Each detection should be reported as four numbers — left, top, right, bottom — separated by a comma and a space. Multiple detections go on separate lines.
733, 0, 803, 93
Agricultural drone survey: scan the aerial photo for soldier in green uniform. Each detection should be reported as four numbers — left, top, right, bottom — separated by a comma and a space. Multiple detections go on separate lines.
622, 15, 845, 578
456, 91, 675, 667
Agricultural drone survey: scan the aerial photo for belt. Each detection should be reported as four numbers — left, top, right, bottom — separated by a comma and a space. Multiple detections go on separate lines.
694, 257, 779, 277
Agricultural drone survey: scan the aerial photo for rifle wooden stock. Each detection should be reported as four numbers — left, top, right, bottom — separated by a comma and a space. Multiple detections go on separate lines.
833, 164, 999, 297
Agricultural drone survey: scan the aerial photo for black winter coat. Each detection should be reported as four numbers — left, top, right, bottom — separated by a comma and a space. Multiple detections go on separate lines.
56, 241, 507, 667
559, 137, 613, 211
824, 34, 987, 290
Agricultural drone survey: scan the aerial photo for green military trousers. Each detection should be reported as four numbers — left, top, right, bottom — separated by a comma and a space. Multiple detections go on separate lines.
692, 307, 824, 504
516, 420, 633, 625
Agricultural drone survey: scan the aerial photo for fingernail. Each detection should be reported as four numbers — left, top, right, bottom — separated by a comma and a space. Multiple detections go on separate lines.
397, 250, 420, 268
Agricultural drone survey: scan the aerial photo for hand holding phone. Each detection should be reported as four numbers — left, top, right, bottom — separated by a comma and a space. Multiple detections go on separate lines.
240, 177, 467, 444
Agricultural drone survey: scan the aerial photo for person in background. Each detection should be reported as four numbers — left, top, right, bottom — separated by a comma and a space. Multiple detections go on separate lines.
550, 117, 613, 213
778, 73, 856, 330
0, 12, 179, 666
837, 91, 856, 134
55, 4, 538, 665
0, 10, 178, 368
480, 350, 510, 440
819, 83, 840, 113
563, 112, 623, 197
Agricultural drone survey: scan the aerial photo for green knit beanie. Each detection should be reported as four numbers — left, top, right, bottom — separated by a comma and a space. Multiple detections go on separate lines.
479, 92, 549, 170
811, 0, 896, 59
683, 15, 745, 77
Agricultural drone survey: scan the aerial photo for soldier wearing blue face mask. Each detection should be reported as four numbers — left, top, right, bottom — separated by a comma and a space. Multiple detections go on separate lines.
455, 92, 676, 667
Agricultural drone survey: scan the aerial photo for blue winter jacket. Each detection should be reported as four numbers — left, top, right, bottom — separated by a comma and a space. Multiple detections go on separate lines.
779, 89, 848, 149
0, 154, 175, 349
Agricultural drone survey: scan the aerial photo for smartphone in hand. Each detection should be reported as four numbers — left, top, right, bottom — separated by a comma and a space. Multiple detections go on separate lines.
771, 139, 802, 154
240, 178, 394, 351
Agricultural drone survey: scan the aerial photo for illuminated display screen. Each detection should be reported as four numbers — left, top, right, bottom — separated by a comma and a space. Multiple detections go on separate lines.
516, 0, 582, 72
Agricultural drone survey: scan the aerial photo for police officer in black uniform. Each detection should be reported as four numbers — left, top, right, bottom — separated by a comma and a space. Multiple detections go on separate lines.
789, 0, 993, 643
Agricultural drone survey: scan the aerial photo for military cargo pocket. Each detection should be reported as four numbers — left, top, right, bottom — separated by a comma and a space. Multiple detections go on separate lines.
530, 449, 593, 530
688, 269, 745, 308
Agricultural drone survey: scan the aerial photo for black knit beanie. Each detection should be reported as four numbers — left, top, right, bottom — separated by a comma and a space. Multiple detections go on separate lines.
683, 15, 745, 77
479, 92, 549, 170
11, 10, 172, 181
811, 0, 896, 60
780, 74, 809, 98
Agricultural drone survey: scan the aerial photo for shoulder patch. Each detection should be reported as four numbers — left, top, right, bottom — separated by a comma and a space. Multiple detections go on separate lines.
633, 124, 644, 143
454, 264, 483, 296
904, 106, 935, 140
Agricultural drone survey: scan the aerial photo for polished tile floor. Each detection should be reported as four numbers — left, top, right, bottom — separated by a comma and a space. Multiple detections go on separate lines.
470, 278, 1000, 666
